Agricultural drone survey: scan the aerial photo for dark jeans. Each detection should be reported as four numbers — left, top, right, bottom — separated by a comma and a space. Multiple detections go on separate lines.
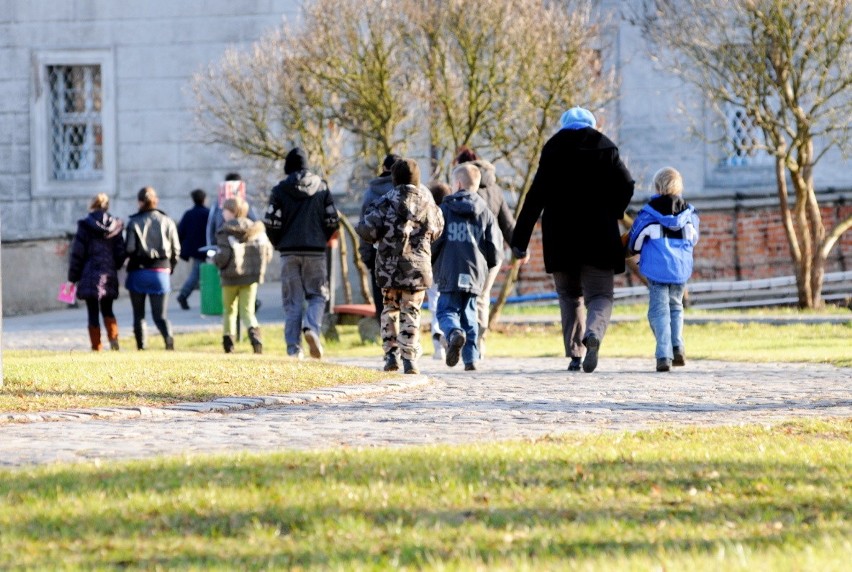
552, 266, 615, 358
85, 298, 115, 328
129, 291, 173, 348
178, 258, 202, 300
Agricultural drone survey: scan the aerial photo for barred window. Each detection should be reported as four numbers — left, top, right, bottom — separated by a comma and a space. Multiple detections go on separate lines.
722, 105, 771, 167
47, 65, 103, 180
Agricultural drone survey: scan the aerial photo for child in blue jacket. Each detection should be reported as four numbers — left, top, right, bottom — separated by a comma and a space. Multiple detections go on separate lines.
627, 167, 700, 372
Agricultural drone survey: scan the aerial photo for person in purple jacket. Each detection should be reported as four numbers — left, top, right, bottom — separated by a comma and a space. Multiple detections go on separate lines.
68, 193, 127, 350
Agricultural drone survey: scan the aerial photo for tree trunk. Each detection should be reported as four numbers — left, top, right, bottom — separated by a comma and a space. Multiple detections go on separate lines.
488, 260, 520, 328
338, 214, 374, 306
337, 224, 353, 304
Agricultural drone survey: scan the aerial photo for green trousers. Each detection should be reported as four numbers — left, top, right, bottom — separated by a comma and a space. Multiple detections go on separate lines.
222, 283, 259, 336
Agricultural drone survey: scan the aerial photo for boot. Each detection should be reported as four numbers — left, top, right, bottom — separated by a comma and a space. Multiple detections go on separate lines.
134, 322, 147, 350
87, 325, 103, 351
222, 335, 235, 354
164, 336, 175, 351
383, 350, 400, 372
402, 358, 419, 374
248, 327, 263, 354
104, 317, 120, 351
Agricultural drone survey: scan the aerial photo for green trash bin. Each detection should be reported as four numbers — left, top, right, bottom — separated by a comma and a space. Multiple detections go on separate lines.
200, 262, 223, 315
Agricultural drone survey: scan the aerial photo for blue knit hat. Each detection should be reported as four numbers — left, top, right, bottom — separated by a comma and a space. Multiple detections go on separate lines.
560, 107, 596, 131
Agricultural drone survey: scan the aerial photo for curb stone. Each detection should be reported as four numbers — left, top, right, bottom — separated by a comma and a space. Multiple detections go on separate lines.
0, 374, 430, 424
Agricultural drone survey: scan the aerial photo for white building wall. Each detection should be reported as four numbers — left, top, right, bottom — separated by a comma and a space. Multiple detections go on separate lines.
1, 0, 299, 241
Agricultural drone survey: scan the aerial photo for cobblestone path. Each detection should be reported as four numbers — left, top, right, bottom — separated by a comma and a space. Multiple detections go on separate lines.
1, 357, 849, 468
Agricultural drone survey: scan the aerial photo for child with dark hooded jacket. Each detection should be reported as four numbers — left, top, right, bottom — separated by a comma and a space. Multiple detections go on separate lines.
431, 163, 503, 371
627, 167, 700, 372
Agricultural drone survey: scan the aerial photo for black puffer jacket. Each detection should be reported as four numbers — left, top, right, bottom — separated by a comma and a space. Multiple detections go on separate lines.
511, 127, 634, 274
68, 210, 127, 300
264, 170, 340, 254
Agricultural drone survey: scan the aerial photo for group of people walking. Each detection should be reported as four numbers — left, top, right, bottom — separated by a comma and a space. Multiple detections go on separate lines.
69, 187, 181, 352
69, 105, 699, 373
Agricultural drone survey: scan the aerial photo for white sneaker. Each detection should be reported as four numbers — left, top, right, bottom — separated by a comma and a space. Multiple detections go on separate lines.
432, 333, 446, 360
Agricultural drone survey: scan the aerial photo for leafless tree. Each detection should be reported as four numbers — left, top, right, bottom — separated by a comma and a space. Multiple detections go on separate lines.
636, 0, 852, 308
191, 30, 343, 178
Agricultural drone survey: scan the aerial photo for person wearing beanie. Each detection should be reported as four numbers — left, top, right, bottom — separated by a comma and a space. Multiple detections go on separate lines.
511, 106, 635, 373
357, 158, 444, 375
263, 147, 340, 359
358, 153, 403, 321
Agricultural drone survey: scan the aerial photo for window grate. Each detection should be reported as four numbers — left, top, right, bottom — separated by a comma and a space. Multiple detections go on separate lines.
47, 65, 103, 181
722, 105, 771, 167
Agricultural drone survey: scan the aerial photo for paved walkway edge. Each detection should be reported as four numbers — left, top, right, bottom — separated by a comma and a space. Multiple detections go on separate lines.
0, 374, 430, 424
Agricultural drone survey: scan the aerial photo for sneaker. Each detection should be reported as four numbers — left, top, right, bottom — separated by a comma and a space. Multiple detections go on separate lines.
177, 295, 189, 310
402, 358, 419, 374
303, 328, 323, 359
445, 329, 466, 367
432, 333, 446, 360
657, 358, 672, 372
287, 350, 304, 360
582, 335, 600, 373
164, 336, 175, 351
464, 362, 476, 371
673, 347, 686, 367
568, 357, 582, 372
384, 351, 400, 372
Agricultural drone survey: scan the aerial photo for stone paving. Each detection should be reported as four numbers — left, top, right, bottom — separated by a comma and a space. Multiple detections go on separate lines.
1, 355, 849, 468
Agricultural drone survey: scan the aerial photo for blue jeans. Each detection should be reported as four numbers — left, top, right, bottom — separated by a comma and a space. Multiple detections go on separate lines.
179, 258, 202, 300
437, 291, 479, 365
647, 281, 685, 360
280, 254, 328, 356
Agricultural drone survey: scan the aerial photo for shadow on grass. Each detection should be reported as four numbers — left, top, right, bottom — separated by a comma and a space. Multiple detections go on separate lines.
2, 452, 849, 568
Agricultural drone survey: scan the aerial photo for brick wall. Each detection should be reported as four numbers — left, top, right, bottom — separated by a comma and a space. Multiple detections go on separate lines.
509, 198, 852, 295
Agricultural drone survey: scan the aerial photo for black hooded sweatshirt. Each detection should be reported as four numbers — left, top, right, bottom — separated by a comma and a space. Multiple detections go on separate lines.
264, 149, 340, 253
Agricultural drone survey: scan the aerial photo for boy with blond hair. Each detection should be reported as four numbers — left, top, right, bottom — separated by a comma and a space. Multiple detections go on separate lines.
432, 163, 502, 371
627, 167, 700, 372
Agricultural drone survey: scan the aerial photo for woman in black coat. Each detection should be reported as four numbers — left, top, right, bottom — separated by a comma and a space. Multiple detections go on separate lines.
68, 193, 127, 350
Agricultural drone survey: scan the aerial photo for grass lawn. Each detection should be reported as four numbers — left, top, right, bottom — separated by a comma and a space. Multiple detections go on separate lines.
0, 419, 849, 570
0, 351, 388, 413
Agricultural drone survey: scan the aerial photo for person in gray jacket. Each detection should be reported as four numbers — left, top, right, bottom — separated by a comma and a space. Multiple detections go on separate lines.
358, 153, 401, 320
431, 163, 503, 371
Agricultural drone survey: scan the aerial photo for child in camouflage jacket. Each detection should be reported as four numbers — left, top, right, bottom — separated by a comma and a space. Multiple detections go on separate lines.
357, 158, 444, 374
